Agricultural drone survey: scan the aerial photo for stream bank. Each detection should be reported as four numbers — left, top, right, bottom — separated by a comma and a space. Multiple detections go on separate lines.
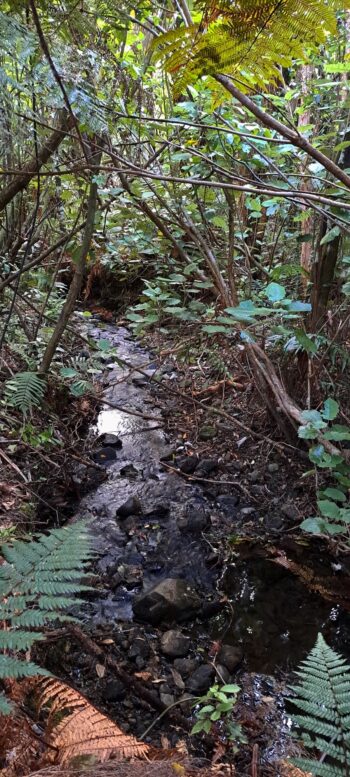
46, 319, 350, 774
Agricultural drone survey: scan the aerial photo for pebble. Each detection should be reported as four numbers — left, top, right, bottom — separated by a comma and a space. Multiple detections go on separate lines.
281, 503, 298, 520
195, 458, 218, 478
268, 463, 279, 473
160, 630, 190, 658
173, 658, 197, 677
97, 433, 123, 448
186, 664, 214, 694
216, 494, 240, 515
116, 496, 142, 518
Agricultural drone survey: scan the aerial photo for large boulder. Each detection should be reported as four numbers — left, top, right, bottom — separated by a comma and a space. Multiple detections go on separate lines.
132, 578, 201, 625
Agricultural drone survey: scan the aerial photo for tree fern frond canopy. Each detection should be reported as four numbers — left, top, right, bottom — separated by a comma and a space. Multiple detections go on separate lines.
153, 0, 350, 93
290, 634, 350, 777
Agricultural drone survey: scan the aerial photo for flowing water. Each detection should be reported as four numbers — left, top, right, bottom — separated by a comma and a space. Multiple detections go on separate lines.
76, 321, 350, 672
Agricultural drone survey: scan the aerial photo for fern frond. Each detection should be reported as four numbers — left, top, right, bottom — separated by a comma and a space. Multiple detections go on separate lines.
153, 0, 350, 93
290, 634, 350, 776
0, 522, 92, 710
0, 656, 49, 679
4, 371, 46, 414
34, 677, 149, 764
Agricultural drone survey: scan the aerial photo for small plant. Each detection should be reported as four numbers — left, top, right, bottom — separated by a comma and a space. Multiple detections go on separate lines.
0, 521, 93, 713
290, 634, 350, 776
298, 398, 350, 541
4, 372, 46, 415
191, 683, 246, 749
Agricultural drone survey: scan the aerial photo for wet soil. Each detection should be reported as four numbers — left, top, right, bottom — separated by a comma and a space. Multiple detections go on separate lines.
50, 320, 350, 773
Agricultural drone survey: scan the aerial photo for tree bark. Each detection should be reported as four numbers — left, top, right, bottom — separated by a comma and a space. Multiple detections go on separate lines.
40, 140, 102, 374
0, 110, 73, 213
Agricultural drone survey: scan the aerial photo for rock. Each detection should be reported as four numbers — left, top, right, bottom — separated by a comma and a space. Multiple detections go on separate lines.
103, 679, 126, 702
133, 578, 201, 625
173, 658, 197, 678
195, 458, 219, 478
178, 504, 210, 534
144, 503, 170, 520
97, 433, 122, 448
240, 506, 255, 518
186, 664, 214, 694
216, 495, 240, 515
116, 564, 143, 588
92, 447, 117, 464
120, 464, 139, 479
176, 455, 199, 474
215, 664, 231, 684
160, 692, 175, 707
198, 425, 217, 441
281, 503, 298, 520
160, 630, 190, 658
128, 636, 150, 661
116, 496, 142, 518
268, 462, 279, 473
218, 644, 243, 673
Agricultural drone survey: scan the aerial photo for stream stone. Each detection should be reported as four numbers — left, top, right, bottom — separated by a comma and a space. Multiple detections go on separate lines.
198, 425, 217, 441
186, 664, 214, 694
116, 496, 142, 518
173, 658, 197, 677
93, 447, 117, 464
120, 464, 139, 479
218, 644, 243, 672
132, 578, 201, 625
178, 503, 210, 534
128, 635, 150, 661
176, 455, 199, 474
195, 458, 219, 478
97, 433, 123, 448
160, 630, 190, 658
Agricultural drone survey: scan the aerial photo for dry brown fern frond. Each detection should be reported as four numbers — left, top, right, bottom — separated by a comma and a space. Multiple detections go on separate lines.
34, 677, 149, 765
279, 761, 312, 777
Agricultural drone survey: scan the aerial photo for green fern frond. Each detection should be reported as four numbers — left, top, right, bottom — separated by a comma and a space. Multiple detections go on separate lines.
4, 371, 46, 414
0, 521, 92, 709
153, 0, 350, 93
290, 634, 350, 776
0, 694, 13, 715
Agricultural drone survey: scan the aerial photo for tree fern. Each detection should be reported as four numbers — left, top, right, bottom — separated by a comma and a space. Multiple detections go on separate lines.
4, 371, 46, 414
0, 521, 93, 714
153, 0, 350, 94
290, 634, 350, 777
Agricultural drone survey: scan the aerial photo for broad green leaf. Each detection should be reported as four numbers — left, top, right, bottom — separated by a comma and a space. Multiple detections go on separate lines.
320, 488, 346, 503
300, 517, 327, 534
322, 398, 339, 421
220, 684, 240, 694
295, 330, 318, 354
317, 499, 340, 519
320, 226, 340, 245
264, 282, 286, 302
60, 367, 78, 378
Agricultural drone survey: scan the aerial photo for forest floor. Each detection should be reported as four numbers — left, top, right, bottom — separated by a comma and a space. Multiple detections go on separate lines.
3, 311, 350, 776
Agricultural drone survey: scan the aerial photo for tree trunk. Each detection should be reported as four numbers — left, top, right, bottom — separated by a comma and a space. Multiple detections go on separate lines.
40, 140, 102, 374
0, 109, 73, 213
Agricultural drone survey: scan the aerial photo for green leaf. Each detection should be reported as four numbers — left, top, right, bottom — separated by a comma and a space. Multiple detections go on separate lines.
317, 500, 340, 519
220, 684, 240, 694
322, 398, 339, 421
264, 282, 286, 302
300, 517, 328, 534
60, 367, 78, 378
320, 226, 340, 245
202, 325, 229, 333
320, 488, 346, 503
295, 330, 318, 354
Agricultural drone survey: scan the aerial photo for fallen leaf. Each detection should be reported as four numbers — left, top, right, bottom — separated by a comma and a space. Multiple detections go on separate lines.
134, 671, 152, 681
170, 667, 185, 690
101, 638, 114, 645
95, 663, 105, 678
161, 734, 170, 750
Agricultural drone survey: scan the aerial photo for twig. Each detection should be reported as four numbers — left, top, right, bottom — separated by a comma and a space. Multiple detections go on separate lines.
251, 744, 259, 777
0, 448, 28, 482
161, 461, 258, 503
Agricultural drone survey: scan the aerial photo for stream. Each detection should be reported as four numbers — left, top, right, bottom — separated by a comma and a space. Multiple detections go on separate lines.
67, 319, 350, 764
